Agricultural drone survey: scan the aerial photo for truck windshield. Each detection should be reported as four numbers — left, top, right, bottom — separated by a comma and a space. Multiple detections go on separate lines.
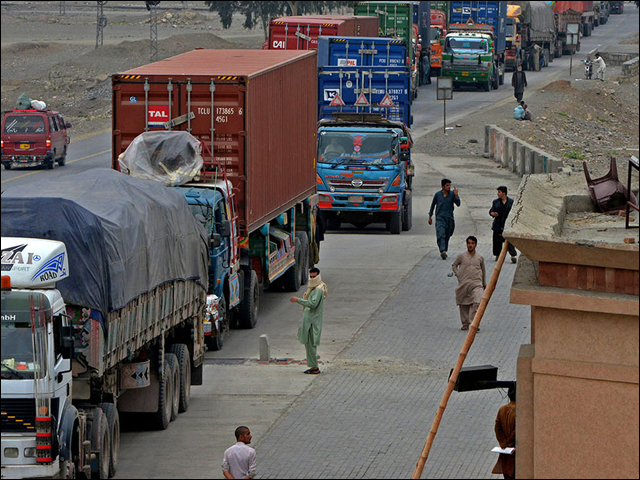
446, 37, 489, 54
430, 27, 441, 42
318, 132, 397, 166
1, 291, 51, 380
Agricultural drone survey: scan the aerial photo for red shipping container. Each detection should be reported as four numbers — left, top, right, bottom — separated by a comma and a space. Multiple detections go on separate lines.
112, 50, 318, 236
554, 1, 594, 14
267, 15, 378, 50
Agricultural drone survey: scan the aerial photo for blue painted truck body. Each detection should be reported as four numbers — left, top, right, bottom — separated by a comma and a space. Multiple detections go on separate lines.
449, 1, 507, 53
316, 38, 414, 234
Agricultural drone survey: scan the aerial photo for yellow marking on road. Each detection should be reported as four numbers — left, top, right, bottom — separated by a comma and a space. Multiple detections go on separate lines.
1, 149, 111, 184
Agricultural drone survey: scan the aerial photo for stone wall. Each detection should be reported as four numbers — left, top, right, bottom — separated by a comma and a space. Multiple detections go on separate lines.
483, 125, 564, 177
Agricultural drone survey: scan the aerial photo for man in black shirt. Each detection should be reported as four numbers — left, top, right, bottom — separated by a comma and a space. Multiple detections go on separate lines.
490, 186, 518, 263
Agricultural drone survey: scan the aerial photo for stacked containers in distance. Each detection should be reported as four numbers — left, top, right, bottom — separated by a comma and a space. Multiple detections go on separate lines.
449, 1, 507, 54
267, 15, 379, 50
317, 36, 412, 126
111, 50, 317, 236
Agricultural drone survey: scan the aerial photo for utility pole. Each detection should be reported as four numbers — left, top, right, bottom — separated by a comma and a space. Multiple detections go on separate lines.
95, 1, 107, 49
146, 1, 161, 62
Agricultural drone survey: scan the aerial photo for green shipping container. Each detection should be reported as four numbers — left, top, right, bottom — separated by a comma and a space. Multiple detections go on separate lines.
355, 2, 416, 65
430, 1, 450, 24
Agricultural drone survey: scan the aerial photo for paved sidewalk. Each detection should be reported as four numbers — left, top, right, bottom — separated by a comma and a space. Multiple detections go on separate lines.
255, 155, 531, 479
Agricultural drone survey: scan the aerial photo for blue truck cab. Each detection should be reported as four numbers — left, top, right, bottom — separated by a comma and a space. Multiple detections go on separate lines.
317, 116, 413, 234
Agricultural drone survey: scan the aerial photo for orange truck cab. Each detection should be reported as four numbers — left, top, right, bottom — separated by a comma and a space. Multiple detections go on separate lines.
430, 10, 447, 76
1, 109, 71, 170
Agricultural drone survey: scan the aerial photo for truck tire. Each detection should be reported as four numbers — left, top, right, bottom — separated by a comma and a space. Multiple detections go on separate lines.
3, 163, 11, 170
389, 206, 403, 235
90, 408, 110, 480
282, 238, 302, 292
169, 343, 191, 413
58, 148, 67, 166
164, 353, 180, 422
238, 270, 259, 329
544, 49, 550, 67
295, 232, 310, 286
47, 158, 56, 170
402, 193, 413, 232
151, 358, 173, 430
483, 80, 491, 92
97, 402, 119, 478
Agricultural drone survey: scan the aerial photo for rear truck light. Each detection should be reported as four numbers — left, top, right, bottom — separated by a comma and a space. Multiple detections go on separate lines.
380, 195, 399, 211
318, 193, 333, 210
45, 139, 51, 149
1, 139, 3, 148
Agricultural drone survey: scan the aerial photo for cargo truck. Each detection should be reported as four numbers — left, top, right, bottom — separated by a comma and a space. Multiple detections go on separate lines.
554, 1, 595, 41
316, 36, 414, 234
554, 1, 586, 54
112, 50, 322, 336
355, 2, 430, 97
429, 9, 448, 77
442, 1, 507, 91
506, 1, 557, 70
266, 15, 379, 50
609, 1, 624, 14
1, 169, 208, 479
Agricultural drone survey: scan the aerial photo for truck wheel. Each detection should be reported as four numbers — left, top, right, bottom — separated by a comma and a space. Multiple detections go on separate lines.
544, 49, 550, 67
151, 358, 173, 430
483, 80, 491, 92
164, 353, 180, 422
238, 270, 259, 329
402, 193, 413, 232
169, 344, 191, 413
58, 149, 67, 166
295, 232, 310, 286
90, 408, 110, 480
3, 163, 11, 170
47, 158, 56, 170
389, 207, 403, 235
97, 403, 119, 478
282, 238, 302, 292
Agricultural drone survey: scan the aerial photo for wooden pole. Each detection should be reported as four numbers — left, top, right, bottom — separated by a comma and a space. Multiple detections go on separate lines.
412, 241, 511, 479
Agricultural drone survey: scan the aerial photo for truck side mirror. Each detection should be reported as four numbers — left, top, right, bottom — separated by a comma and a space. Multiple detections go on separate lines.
219, 220, 232, 238
211, 233, 222, 249
60, 325, 74, 360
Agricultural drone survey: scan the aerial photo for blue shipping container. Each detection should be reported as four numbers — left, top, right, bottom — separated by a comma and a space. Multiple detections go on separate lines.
317, 36, 409, 68
318, 67, 412, 126
449, 1, 506, 54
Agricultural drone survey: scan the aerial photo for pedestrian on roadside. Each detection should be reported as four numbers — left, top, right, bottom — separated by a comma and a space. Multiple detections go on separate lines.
290, 267, 328, 374
490, 186, 518, 263
222, 426, 256, 479
429, 179, 461, 260
593, 52, 607, 81
452, 236, 486, 331
513, 101, 526, 121
523, 104, 533, 121
492, 385, 516, 480
511, 64, 528, 103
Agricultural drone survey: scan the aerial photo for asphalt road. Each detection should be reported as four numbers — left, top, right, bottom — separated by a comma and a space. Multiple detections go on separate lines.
1, 7, 637, 479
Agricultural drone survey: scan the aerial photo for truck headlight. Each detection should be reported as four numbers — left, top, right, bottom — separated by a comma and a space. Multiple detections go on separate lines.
4, 447, 19, 458
24, 447, 36, 458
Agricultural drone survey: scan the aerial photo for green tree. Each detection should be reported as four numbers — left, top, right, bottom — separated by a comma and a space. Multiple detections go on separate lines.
205, 1, 353, 40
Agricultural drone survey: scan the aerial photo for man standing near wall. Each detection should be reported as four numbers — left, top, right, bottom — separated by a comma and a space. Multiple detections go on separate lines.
490, 186, 518, 263
429, 179, 461, 260
492, 385, 517, 480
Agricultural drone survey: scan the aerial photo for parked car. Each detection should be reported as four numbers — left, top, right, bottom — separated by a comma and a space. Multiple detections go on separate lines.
1, 108, 71, 170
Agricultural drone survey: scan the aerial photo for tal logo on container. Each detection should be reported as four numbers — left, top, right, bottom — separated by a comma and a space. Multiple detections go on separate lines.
148, 106, 170, 127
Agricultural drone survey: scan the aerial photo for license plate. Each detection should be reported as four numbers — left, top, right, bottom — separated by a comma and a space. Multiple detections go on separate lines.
349, 196, 365, 204
20, 143, 30, 150
462, 72, 470, 76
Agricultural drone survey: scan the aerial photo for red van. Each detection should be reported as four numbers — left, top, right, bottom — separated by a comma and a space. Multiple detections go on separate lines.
1, 109, 71, 170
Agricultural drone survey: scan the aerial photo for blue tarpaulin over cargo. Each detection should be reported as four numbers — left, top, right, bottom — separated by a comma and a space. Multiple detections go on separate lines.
1, 169, 208, 321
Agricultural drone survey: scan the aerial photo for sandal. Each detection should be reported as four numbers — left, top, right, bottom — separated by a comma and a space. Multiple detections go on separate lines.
461, 325, 469, 331
304, 368, 320, 374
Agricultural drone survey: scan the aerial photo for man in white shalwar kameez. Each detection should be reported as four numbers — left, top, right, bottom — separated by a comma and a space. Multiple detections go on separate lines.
452, 236, 487, 330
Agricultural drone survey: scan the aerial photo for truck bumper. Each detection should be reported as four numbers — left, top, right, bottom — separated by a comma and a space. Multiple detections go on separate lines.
2, 154, 50, 169
1, 436, 59, 479
442, 69, 491, 84
318, 192, 402, 213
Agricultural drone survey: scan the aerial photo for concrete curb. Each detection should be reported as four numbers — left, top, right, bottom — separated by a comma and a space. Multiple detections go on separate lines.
483, 124, 564, 176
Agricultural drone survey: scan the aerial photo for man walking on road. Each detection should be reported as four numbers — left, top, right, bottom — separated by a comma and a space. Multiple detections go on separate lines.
492, 385, 517, 480
222, 426, 256, 479
429, 179, 461, 260
290, 268, 328, 374
452, 236, 486, 331
511, 64, 528, 103
490, 186, 518, 263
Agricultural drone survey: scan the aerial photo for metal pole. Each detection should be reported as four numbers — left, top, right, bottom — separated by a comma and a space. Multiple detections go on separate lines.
569, 34, 573, 77
443, 98, 447, 134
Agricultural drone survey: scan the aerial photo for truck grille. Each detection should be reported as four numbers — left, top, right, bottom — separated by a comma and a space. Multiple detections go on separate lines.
1, 398, 59, 433
326, 178, 388, 192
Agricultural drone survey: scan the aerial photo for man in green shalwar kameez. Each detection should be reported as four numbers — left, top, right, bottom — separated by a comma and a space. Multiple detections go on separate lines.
289, 267, 328, 374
